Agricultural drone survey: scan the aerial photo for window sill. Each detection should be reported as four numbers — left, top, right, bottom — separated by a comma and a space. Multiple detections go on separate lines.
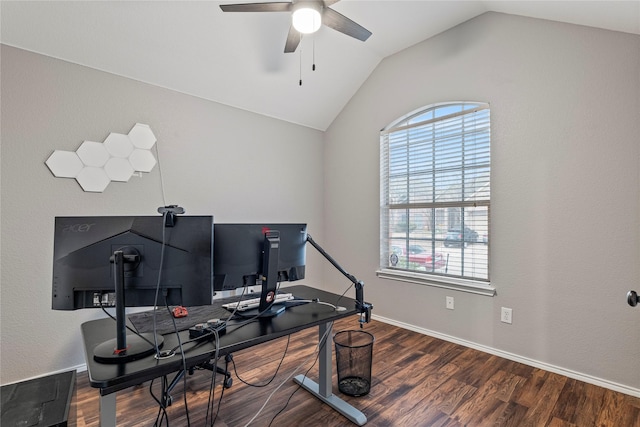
376, 269, 496, 297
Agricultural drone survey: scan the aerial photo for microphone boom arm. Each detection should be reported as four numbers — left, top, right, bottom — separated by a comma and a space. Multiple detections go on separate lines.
306, 234, 373, 326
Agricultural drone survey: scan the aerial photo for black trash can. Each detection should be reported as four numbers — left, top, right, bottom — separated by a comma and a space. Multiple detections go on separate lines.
333, 330, 375, 396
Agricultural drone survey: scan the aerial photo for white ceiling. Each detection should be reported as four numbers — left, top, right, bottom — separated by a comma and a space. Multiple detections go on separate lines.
2, 1, 639, 130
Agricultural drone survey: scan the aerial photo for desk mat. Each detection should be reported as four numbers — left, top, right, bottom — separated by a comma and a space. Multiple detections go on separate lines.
128, 293, 306, 335
128, 304, 233, 335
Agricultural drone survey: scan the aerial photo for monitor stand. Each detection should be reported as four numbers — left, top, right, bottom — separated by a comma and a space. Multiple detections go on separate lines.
93, 333, 162, 363
93, 250, 164, 364
234, 231, 286, 319
234, 305, 286, 319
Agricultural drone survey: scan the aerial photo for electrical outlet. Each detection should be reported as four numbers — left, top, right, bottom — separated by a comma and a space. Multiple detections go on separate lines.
501, 307, 513, 324
446, 296, 454, 310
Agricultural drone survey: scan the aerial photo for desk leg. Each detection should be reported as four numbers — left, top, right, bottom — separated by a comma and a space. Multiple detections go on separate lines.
99, 392, 116, 427
293, 322, 367, 426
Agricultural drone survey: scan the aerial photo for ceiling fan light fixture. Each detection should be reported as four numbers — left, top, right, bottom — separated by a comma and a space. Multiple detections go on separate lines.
292, 5, 322, 34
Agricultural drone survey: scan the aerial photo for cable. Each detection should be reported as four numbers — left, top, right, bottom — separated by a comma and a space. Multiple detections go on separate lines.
206, 353, 224, 427
99, 241, 161, 349
150, 212, 191, 426
286, 299, 341, 311
335, 283, 352, 309
223, 281, 287, 335
242, 321, 334, 427
218, 284, 249, 323
231, 335, 291, 388
151, 212, 169, 359
267, 324, 330, 426
149, 376, 170, 427
204, 328, 221, 426
153, 134, 168, 207
163, 297, 191, 427
98, 302, 156, 347
268, 351, 318, 427
209, 355, 231, 426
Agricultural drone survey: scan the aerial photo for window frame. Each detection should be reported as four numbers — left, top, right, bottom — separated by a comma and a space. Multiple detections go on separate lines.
378, 102, 495, 296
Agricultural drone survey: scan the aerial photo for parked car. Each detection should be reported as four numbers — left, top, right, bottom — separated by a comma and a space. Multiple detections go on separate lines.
444, 227, 479, 247
390, 245, 446, 271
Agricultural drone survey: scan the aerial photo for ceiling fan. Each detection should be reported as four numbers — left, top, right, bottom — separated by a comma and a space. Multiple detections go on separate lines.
220, 0, 372, 53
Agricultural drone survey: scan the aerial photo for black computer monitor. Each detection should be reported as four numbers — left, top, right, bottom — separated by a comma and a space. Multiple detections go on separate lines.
52, 215, 214, 363
213, 223, 307, 317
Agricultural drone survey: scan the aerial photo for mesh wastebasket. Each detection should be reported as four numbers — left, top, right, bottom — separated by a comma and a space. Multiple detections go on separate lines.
333, 330, 375, 396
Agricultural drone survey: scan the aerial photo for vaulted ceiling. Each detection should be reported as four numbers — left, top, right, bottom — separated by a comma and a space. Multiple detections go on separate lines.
2, 1, 639, 130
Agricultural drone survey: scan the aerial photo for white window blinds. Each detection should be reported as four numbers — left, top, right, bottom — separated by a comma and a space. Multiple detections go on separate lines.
380, 102, 490, 282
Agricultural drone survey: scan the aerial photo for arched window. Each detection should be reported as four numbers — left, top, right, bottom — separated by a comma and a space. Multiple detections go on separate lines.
379, 102, 492, 292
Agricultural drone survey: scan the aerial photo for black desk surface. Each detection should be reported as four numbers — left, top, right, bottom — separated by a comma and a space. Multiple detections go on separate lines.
81, 285, 358, 395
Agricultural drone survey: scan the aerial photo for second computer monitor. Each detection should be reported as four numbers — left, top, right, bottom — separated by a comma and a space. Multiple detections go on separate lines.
213, 223, 307, 299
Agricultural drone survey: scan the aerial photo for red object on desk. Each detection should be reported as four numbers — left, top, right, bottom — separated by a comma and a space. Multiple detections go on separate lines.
172, 306, 188, 318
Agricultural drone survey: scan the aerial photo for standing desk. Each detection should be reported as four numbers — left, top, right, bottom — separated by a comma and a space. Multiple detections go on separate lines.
81, 285, 368, 426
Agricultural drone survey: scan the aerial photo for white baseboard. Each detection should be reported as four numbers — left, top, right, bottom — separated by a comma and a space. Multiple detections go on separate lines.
372, 314, 640, 399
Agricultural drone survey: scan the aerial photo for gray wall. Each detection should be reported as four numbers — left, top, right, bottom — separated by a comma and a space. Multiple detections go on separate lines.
323, 12, 640, 393
0, 45, 325, 384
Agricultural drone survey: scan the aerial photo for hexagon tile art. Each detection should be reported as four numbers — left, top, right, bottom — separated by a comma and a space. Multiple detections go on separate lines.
45, 123, 158, 192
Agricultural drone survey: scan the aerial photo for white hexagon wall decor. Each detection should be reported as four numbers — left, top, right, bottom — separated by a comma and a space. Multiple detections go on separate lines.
45, 124, 158, 192
77, 141, 110, 167
45, 150, 84, 178
104, 157, 135, 182
129, 149, 157, 173
76, 167, 111, 192
104, 133, 134, 158
128, 123, 156, 149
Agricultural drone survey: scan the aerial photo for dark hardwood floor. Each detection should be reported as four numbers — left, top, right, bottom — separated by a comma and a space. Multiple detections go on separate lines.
70, 317, 640, 426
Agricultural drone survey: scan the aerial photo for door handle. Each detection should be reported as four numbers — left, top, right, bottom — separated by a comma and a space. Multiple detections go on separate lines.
628, 290, 638, 307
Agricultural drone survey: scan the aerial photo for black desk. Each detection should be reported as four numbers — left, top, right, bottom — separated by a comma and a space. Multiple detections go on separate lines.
81, 285, 367, 426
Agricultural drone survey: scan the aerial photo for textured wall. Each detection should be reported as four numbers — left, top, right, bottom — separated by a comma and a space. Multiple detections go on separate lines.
0, 45, 325, 384
324, 12, 640, 393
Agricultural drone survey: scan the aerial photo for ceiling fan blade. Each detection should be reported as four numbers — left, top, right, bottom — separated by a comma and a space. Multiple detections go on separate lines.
322, 7, 371, 42
323, 0, 341, 6
284, 25, 302, 53
220, 2, 292, 13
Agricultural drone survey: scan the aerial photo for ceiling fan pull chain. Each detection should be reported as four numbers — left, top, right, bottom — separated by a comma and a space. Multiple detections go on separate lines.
312, 37, 316, 71
299, 47, 303, 86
